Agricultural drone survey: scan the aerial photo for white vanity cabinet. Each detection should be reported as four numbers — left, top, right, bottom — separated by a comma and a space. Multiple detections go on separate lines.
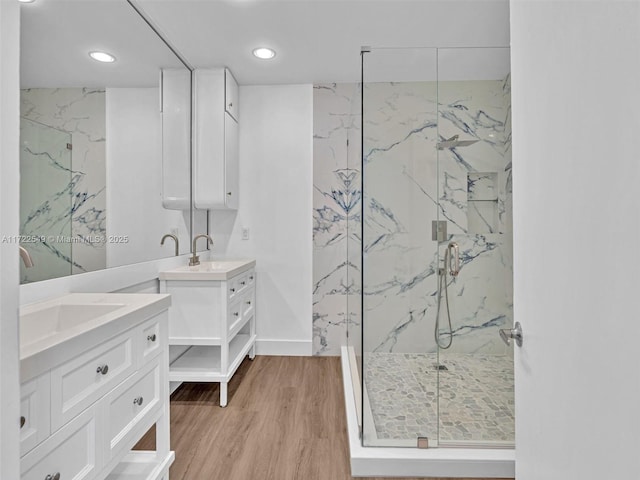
19, 294, 174, 480
159, 260, 256, 407
193, 67, 240, 210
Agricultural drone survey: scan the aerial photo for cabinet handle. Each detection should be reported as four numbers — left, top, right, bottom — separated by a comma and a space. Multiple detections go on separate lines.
96, 364, 109, 375
20, 416, 25, 429
133, 396, 144, 406
228, 102, 233, 108
246, 301, 252, 306
230, 288, 235, 293
147, 334, 156, 342
45, 473, 60, 480
227, 192, 232, 196
240, 281, 246, 286
233, 312, 240, 317
249, 276, 254, 280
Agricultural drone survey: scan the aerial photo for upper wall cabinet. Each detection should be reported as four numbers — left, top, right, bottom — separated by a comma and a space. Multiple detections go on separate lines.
194, 68, 239, 210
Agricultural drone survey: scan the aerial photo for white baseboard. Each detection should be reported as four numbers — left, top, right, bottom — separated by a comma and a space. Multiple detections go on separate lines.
255, 339, 312, 356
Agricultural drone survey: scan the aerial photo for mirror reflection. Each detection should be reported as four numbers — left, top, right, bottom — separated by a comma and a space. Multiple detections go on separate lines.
19, 0, 192, 283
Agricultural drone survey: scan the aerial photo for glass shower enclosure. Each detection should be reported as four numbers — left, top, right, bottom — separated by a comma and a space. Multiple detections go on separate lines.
349, 47, 513, 448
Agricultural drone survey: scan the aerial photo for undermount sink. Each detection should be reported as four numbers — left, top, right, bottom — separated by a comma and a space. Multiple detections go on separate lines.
19, 293, 171, 363
20, 303, 126, 347
159, 258, 255, 281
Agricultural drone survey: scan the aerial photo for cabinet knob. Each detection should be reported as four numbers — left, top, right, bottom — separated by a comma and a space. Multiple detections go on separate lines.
133, 396, 144, 406
228, 102, 233, 108
227, 191, 232, 196
230, 288, 235, 293
246, 301, 252, 306
249, 276, 254, 280
45, 473, 60, 480
96, 364, 109, 375
147, 334, 157, 342
20, 416, 25, 429
233, 312, 240, 317
240, 281, 246, 286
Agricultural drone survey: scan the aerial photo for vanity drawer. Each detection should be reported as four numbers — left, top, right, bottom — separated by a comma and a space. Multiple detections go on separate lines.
103, 360, 162, 462
227, 300, 243, 337
50, 330, 136, 432
140, 315, 162, 364
246, 270, 255, 287
235, 274, 249, 293
21, 406, 99, 480
241, 288, 255, 320
20, 373, 51, 457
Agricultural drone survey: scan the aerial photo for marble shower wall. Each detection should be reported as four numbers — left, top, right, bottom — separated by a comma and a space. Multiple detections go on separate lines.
313, 84, 362, 355
313, 76, 512, 356
20, 88, 107, 282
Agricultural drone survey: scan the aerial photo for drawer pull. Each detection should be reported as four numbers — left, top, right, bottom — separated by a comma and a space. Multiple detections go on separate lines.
228, 102, 233, 108
45, 473, 60, 480
20, 416, 25, 429
230, 288, 235, 293
147, 334, 157, 342
133, 396, 144, 406
227, 192, 232, 196
246, 301, 252, 306
249, 276, 254, 280
233, 312, 240, 317
240, 281, 246, 286
96, 364, 109, 375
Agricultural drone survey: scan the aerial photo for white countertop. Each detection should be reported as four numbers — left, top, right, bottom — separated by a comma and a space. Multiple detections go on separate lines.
20, 293, 170, 380
159, 258, 255, 281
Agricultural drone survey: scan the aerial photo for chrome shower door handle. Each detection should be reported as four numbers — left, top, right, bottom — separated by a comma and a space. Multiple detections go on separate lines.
448, 242, 460, 277
499, 322, 523, 347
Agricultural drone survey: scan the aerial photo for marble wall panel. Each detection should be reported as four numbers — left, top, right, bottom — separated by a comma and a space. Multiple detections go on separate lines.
20, 88, 106, 282
313, 76, 512, 356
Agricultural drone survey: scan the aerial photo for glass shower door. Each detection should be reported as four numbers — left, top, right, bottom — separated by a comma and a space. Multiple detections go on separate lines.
20, 118, 73, 283
435, 47, 514, 446
361, 48, 440, 447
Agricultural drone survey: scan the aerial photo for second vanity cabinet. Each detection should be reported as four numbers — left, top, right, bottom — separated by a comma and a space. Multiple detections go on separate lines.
19, 294, 174, 480
159, 260, 256, 407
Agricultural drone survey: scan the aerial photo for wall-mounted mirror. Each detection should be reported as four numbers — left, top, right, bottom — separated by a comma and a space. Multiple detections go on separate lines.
19, 0, 202, 283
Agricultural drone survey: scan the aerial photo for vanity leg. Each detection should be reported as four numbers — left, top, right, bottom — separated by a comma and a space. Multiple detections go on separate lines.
220, 382, 228, 407
249, 343, 256, 360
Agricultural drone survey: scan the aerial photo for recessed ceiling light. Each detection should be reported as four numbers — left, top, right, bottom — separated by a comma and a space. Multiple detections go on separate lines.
89, 51, 116, 63
252, 47, 276, 60
19, 0, 36, 3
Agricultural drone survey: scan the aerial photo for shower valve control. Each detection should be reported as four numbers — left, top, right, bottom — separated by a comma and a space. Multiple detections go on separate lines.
499, 322, 523, 347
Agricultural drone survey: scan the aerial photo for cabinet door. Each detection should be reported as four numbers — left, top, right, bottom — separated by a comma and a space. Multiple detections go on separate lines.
161, 68, 191, 210
225, 113, 239, 210
224, 68, 239, 121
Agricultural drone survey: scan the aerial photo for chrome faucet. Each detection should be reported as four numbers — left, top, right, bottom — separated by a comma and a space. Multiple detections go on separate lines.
19, 246, 34, 268
190, 234, 213, 266
160, 234, 179, 256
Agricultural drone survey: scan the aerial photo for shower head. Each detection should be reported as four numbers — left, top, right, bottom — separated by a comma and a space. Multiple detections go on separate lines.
436, 135, 479, 150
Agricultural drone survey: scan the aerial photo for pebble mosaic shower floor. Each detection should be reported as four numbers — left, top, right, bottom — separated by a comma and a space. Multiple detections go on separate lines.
364, 352, 515, 443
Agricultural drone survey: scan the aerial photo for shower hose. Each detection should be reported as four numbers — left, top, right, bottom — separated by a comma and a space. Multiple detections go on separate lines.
435, 248, 454, 349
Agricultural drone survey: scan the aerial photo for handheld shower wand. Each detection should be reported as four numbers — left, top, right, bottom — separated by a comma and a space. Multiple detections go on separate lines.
435, 242, 459, 349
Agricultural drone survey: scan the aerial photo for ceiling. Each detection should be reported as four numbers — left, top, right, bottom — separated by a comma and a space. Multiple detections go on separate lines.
20, 0, 186, 88
20, 0, 510, 88
134, 0, 511, 84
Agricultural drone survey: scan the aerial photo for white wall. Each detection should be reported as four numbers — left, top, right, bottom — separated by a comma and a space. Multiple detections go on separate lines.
105, 87, 190, 267
0, 2, 21, 479
511, 1, 640, 478
208, 85, 313, 355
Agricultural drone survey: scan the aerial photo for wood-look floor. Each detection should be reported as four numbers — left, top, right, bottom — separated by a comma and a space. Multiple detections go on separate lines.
135, 356, 510, 480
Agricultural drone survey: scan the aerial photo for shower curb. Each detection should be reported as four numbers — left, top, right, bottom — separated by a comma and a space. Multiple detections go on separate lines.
340, 347, 515, 478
